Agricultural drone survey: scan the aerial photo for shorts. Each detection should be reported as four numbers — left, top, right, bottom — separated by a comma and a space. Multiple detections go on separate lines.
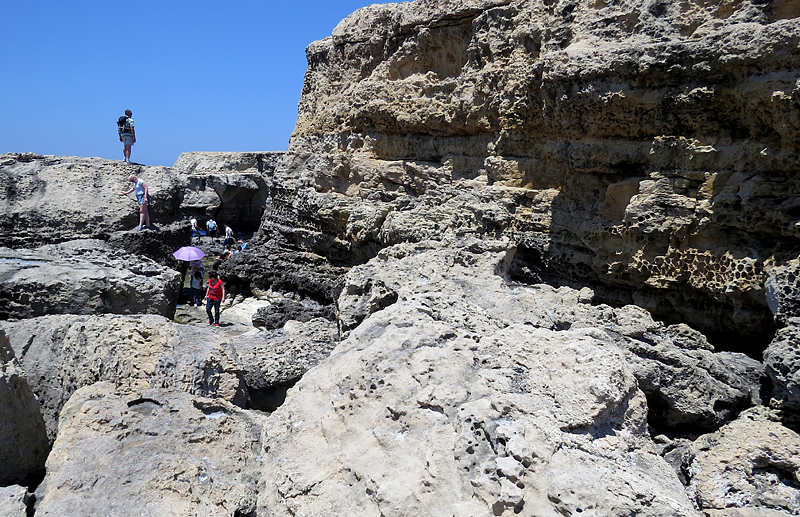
121, 134, 134, 145
136, 192, 147, 205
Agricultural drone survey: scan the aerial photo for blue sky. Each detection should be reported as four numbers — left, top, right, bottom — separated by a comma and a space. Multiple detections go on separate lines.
1, 1, 385, 167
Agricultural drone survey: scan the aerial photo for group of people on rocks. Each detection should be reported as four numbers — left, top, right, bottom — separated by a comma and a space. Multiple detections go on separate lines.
190, 216, 236, 246
116, 109, 248, 329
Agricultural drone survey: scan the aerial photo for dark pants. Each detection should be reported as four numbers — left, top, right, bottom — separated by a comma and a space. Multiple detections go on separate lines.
190, 287, 201, 305
206, 299, 221, 324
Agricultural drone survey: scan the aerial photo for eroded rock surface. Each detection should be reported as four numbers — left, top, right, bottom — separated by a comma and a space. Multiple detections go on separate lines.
2, 314, 245, 441
259, 240, 701, 516
0, 240, 181, 320
339, 239, 763, 432
255, 0, 800, 349
35, 383, 264, 517
0, 486, 28, 517
172, 151, 283, 231
0, 154, 184, 247
684, 408, 800, 515
220, 241, 349, 305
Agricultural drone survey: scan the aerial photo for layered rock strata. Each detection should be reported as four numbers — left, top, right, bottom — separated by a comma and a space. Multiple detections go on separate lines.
0, 240, 182, 320
0, 151, 281, 250
254, 0, 800, 350
0, 154, 183, 247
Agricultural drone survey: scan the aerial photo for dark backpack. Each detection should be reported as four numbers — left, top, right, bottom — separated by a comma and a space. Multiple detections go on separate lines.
117, 116, 131, 135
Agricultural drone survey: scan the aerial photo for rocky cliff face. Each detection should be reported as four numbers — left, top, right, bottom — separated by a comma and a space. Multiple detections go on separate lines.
4, 1, 800, 516
256, 0, 800, 353
0, 151, 283, 249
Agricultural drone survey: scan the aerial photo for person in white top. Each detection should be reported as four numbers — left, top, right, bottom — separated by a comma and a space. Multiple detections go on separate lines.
119, 175, 150, 230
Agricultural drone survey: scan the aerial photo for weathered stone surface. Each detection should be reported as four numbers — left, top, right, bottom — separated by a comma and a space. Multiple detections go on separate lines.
171, 152, 284, 231
255, 0, 800, 349
235, 317, 339, 390
0, 154, 185, 247
35, 382, 264, 517
339, 239, 763, 431
683, 408, 800, 514
0, 486, 28, 517
0, 240, 181, 320
764, 324, 800, 416
2, 314, 245, 442
0, 152, 277, 249
258, 240, 701, 516
220, 241, 349, 305
766, 261, 800, 327
251, 297, 336, 330
0, 330, 48, 487
107, 221, 191, 267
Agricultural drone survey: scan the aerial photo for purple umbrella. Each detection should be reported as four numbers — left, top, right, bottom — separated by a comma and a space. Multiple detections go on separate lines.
172, 246, 205, 261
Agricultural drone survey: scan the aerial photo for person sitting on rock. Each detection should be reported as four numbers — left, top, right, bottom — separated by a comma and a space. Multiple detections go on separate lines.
119, 175, 150, 230
212, 251, 230, 271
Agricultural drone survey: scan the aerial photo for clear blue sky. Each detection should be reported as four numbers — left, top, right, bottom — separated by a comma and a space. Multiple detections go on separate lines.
1, 1, 385, 167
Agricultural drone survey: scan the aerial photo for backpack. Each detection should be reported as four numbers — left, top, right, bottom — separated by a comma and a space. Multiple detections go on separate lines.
117, 116, 131, 135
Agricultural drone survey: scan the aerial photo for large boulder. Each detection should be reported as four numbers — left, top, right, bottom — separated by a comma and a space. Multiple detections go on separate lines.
235, 318, 339, 389
339, 239, 764, 431
34, 383, 265, 517
259, 242, 708, 516
259, 240, 700, 516
253, 0, 800, 350
2, 314, 246, 442
0, 240, 181, 320
682, 408, 800, 515
0, 153, 185, 247
0, 330, 48, 487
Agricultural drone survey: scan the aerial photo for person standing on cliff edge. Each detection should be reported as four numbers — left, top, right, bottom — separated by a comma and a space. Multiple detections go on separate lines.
118, 109, 136, 163
119, 175, 151, 230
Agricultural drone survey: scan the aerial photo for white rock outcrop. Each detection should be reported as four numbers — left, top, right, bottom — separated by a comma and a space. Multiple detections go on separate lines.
34, 383, 265, 517
258, 240, 700, 516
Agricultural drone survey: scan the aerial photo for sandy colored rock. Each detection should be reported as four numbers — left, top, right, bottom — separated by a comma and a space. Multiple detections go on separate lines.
258, 240, 700, 516
339, 239, 763, 431
685, 408, 800, 514
0, 154, 183, 247
172, 151, 284, 230
254, 0, 800, 349
0, 486, 28, 517
2, 314, 245, 442
35, 383, 264, 517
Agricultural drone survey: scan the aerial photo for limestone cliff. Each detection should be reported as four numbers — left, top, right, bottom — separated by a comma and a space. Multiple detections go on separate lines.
256, 0, 800, 352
